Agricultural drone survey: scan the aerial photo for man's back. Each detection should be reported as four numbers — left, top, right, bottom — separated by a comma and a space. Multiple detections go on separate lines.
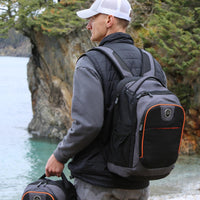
68, 32, 166, 189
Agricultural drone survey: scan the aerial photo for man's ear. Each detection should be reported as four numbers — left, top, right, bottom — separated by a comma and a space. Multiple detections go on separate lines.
106, 15, 115, 28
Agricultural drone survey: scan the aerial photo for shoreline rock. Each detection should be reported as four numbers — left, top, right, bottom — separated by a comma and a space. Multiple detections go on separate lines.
0, 42, 31, 57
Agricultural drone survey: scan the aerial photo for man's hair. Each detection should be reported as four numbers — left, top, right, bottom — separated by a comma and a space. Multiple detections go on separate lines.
116, 18, 130, 29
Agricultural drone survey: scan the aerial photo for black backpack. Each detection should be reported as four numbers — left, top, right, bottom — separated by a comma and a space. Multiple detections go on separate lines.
92, 46, 185, 180
21, 173, 77, 200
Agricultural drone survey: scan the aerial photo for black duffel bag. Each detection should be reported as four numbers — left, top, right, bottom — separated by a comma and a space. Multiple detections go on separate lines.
21, 173, 77, 200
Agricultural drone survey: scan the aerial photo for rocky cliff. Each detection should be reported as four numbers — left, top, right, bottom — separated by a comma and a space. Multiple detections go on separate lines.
27, 28, 95, 139
27, 29, 200, 154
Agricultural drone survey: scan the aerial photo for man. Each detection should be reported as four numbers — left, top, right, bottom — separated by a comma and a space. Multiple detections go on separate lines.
45, 0, 167, 199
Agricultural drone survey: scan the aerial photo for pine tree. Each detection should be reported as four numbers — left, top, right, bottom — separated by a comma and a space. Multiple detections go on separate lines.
131, 0, 200, 109
0, 0, 86, 37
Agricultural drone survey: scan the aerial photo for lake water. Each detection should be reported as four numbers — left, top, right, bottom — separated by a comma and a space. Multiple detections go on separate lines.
0, 56, 199, 200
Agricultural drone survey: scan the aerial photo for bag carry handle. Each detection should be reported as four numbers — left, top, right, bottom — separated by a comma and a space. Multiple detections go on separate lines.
39, 173, 77, 199
40, 173, 71, 188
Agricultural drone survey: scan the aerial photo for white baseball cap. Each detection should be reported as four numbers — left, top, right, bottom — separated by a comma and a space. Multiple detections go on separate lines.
76, 0, 132, 22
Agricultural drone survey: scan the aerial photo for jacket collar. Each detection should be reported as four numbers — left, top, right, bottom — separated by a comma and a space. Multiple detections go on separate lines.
99, 32, 134, 46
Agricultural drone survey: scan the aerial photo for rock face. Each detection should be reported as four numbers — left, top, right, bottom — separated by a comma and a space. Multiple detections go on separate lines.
27, 29, 94, 139
27, 29, 199, 154
181, 108, 200, 154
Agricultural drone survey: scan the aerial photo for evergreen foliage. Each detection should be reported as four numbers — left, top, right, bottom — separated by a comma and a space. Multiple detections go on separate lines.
131, 0, 200, 109
0, 0, 86, 37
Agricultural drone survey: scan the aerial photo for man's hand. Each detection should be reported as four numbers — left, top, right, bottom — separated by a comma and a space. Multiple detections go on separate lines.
45, 154, 64, 177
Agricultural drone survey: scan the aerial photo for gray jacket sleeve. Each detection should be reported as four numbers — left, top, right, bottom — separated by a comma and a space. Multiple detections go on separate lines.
54, 56, 104, 163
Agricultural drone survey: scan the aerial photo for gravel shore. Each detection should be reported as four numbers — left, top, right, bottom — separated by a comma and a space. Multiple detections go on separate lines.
149, 182, 200, 200
149, 194, 200, 200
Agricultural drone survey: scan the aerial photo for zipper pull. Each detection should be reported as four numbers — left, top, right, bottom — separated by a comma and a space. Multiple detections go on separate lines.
139, 124, 143, 132
43, 182, 47, 187
137, 91, 153, 100
37, 182, 43, 187
115, 97, 119, 104
148, 92, 153, 97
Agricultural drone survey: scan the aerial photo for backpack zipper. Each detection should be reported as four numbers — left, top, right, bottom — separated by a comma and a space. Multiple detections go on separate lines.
115, 90, 173, 105
136, 91, 153, 100
136, 90, 173, 100
138, 90, 175, 132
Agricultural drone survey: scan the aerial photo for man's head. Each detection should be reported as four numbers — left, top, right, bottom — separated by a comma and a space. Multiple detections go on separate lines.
76, 0, 132, 42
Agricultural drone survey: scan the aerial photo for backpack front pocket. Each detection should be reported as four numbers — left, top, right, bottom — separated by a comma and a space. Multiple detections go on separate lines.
140, 104, 185, 168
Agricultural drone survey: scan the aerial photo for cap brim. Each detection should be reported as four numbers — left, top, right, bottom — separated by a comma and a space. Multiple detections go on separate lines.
76, 9, 98, 19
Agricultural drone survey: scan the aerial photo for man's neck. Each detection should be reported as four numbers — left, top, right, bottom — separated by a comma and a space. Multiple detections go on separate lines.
105, 28, 126, 38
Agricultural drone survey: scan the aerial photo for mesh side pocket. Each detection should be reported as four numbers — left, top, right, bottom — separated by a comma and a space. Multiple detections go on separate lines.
140, 105, 184, 168
108, 122, 135, 167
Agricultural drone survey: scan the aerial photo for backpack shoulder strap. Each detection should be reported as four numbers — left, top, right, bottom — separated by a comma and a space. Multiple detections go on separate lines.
90, 46, 156, 78
91, 46, 133, 78
140, 49, 156, 76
